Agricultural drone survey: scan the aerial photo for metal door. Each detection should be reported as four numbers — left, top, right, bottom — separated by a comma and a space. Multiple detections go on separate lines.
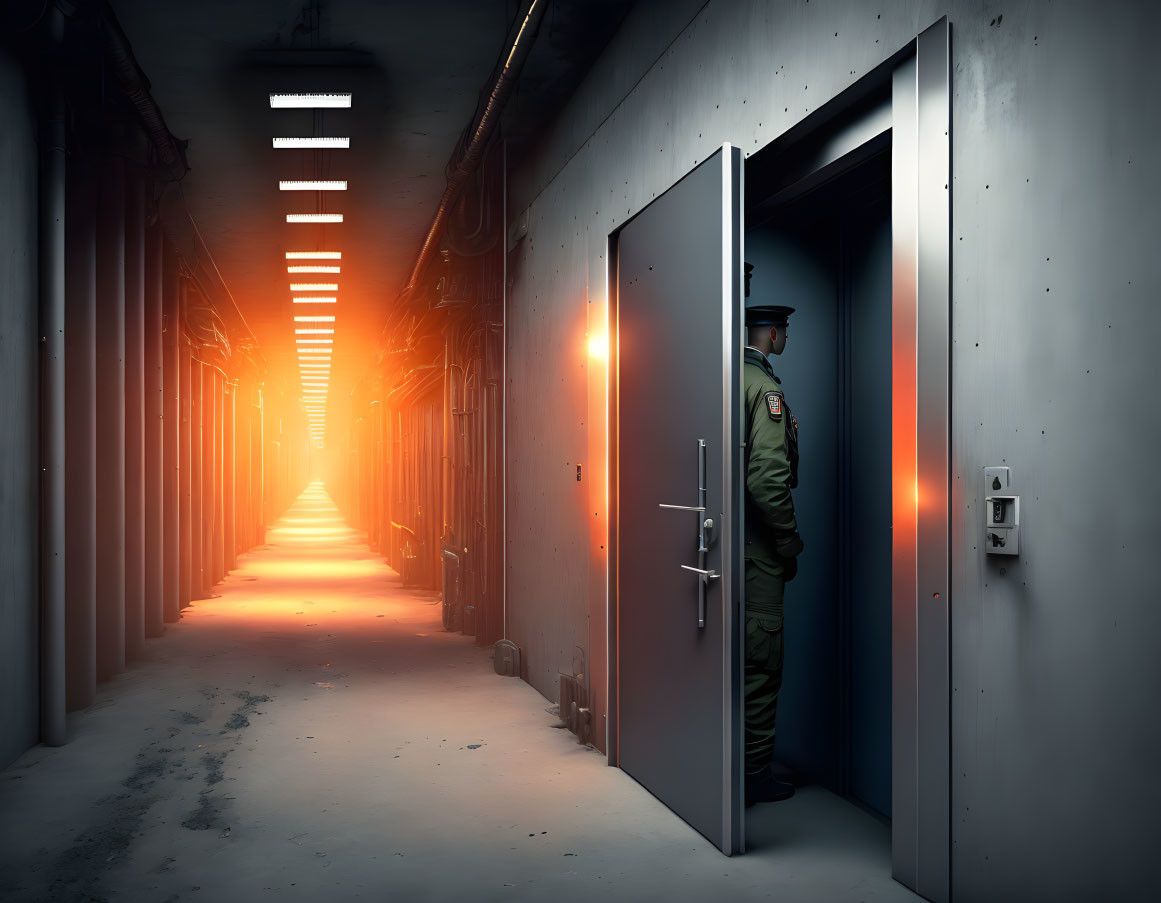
611, 145, 744, 854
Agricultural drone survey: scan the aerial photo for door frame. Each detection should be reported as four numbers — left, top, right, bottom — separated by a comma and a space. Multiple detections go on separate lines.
604, 19, 950, 899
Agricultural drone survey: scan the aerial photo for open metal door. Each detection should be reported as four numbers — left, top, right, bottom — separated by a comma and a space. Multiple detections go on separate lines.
610, 145, 744, 854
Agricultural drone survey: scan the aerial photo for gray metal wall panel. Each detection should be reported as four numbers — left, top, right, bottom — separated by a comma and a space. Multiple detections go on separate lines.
507, 1, 1160, 895
947, 2, 1161, 899
0, 49, 41, 770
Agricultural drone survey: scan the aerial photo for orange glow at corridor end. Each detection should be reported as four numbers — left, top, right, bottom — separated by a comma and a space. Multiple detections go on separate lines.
185, 484, 428, 626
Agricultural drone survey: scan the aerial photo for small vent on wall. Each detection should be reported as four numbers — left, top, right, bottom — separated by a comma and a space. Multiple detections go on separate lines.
494, 639, 521, 677
559, 673, 591, 745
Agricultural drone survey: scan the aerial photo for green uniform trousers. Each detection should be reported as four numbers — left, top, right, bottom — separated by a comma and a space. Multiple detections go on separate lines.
744, 556, 786, 775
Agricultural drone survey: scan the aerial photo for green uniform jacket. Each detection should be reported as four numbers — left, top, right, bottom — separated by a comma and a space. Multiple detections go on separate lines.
743, 347, 799, 563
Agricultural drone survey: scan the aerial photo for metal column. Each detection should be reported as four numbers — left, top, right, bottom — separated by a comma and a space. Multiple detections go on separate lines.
214, 369, 225, 581
202, 366, 216, 591
38, 7, 67, 745
65, 147, 97, 711
144, 221, 164, 637
124, 170, 146, 659
94, 145, 126, 681
161, 241, 181, 623
191, 358, 204, 599
179, 332, 193, 607
225, 384, 236, 570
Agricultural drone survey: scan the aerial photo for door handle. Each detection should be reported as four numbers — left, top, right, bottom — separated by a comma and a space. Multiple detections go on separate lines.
680, 565, 720, 579
660, 440, 715, 629
679, 565, 717, 628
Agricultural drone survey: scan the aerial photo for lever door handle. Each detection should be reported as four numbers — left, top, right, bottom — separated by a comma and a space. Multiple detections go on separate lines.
680, 564, 720, 579
681, 563, 718, 629
666, 439, 712, 628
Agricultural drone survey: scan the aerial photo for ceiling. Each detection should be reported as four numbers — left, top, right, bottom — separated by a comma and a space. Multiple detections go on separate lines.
110, 0, 633, 425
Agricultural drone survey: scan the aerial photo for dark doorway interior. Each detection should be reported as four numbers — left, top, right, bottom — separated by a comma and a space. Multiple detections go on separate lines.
744, 150, 893, 820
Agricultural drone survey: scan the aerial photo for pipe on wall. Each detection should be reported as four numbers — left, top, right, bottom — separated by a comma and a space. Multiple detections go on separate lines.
97, 0, 187, 181
179, 330, 192, 608
38, 3, 68, 747
124, 166, 146, 661
395, 0, 546, 307
144, 218, 164, 637
225, 385, 236, 571
190, 356, 203, 600
94, 136, 126, 682
64, 133, 97, 712
162, 243, 181, 622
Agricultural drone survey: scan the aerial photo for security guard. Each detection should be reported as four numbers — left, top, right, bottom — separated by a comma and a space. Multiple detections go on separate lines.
743, 263, 803, 807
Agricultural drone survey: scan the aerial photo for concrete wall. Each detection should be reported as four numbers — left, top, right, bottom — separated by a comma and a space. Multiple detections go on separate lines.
0, 47, 40, 770
506, 0, 1160, 896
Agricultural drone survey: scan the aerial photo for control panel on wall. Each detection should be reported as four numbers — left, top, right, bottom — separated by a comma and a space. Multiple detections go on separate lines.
984, 466, 1019, 556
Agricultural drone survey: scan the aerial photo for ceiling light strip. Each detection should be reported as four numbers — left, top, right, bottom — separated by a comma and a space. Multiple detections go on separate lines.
286, 251, 341, 260
288, 266, 340, 274
269, 93, 351, 109
279, 181, 347, 191
273, 137, 350, 149
287, 213, 343, 223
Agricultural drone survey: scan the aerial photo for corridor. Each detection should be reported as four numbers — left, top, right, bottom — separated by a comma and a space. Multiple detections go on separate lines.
0, 486, 913, 903
4, 1, 1158, 899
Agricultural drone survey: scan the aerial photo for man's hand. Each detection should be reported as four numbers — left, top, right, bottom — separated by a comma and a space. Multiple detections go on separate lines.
775, 532, 804, 559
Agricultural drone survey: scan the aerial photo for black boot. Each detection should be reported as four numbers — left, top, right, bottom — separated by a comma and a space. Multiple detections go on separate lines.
745, 768, 795, 807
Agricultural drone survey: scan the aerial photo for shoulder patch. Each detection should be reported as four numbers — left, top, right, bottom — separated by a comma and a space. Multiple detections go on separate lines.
765, 391, 783, 421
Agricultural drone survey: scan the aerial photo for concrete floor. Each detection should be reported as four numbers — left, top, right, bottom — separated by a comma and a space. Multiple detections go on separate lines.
0, 485, 921, 903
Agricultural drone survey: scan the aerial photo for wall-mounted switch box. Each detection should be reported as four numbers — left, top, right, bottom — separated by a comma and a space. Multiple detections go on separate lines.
983, 466, 1019, 556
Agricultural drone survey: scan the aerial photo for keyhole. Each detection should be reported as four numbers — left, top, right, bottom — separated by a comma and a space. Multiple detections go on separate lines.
992, 476, 1002, 490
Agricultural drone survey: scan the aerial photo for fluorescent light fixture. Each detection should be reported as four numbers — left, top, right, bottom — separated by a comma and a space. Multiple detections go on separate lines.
294, 316, 335, 322
295, 328, 334, 334
269, 93, 351, 109
303, 383, 329, 389
286, 251, 341, 260
292, 297, 337, 304
287, 266, 340, 273
287, 213, 343, 223
290, 284, 338, 291
273, 137, 350, 149
296, 339, 333, 344
280, 181, 347, 191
